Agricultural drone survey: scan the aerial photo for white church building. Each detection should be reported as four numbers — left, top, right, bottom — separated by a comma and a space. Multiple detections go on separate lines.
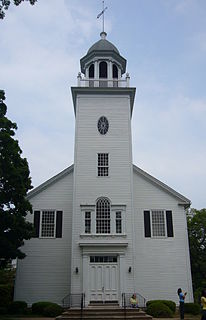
14, 32, 193, 307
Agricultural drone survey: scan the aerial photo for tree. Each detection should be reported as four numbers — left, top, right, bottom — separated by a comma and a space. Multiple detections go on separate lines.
187, 208, 206, 291
0, 0, 37, 19
0, 89, 33, 268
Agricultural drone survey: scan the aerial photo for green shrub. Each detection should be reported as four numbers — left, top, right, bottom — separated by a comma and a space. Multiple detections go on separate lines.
32, 301, 52, 314
0, 307, 7, 314
147, 302, 173, 318
8, 301, 27, 314
184, 303, 201, 315
0, 284, 13, 307
146, 300, 176, 313
32, 301, 63, 317
43, 304, 63, 317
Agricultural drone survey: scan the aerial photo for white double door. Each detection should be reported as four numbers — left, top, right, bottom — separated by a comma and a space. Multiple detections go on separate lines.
89, 262, 118, 302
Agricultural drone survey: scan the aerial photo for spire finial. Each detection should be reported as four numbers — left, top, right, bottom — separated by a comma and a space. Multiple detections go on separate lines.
97, 1, 108, 34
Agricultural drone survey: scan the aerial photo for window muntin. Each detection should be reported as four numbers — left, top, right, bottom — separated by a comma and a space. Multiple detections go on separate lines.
151, 210, 166, 237
90, 256, 117, 263
96, 198, 110, 234
85, 211, 91, 234
41, 210, 55, 237
115, 211, 122, 233
98, 153, 109, 176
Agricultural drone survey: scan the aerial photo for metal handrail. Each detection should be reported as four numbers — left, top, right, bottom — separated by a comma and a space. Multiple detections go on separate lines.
62, 293, 85, 309
122, 292, 146, 308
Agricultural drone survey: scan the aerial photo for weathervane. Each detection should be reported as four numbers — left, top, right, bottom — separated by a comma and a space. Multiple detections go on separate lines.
97, 1, 108, 33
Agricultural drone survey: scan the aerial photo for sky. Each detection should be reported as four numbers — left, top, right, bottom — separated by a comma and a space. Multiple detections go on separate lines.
0, 0, 206, 209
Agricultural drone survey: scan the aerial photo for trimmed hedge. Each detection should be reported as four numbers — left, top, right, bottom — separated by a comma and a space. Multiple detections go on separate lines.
0, 284, 13, 307
147, 302, 173, 318
32, 301, 53, 314
146, 300, 176, 313
32, 301, 63, 316
184, 303, 201, 315
43, 304, 63, 317
8, 301, 28, 314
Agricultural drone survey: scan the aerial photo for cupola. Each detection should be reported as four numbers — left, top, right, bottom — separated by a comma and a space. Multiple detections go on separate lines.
78, 32, 130, 88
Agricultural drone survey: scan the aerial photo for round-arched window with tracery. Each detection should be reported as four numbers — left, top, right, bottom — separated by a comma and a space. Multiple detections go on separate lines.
96, 197, 110, 234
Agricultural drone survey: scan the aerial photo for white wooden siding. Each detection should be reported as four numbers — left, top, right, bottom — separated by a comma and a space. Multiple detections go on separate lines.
71, 94, 136, 295
132, 169, 193, 304
14, 172, 73, 306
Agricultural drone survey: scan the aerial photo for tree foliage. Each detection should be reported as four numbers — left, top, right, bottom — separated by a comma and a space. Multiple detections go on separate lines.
0, 89, 33, 268
187, 208, 206, 291
0, 0, 37, 19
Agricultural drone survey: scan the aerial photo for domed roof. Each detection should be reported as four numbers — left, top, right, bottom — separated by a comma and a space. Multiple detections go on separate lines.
80, 32, 126, 75
87, 33, 119, 55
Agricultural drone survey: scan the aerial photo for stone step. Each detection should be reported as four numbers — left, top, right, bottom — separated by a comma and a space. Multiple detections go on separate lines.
57, 308, 152, 320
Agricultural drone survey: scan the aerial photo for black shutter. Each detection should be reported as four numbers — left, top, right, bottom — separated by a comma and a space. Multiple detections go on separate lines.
56, 211, 63, 238
144, 211, 151, 237
166, 210, 174, 237
33, 211, 40, 238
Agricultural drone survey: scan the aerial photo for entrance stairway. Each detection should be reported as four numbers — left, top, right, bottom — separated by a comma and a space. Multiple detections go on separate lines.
57, 306, 152, 320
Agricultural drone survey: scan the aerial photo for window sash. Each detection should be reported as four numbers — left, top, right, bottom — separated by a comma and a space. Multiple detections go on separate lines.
96, 198, 111, 234
97, 153, 109, 176
85, 211, 91, 234
151, 210, 166, 237
40, 210, 56, 238
116, 211, 122, 233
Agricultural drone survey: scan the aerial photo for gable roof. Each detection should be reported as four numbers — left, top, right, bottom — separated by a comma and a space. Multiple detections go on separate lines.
133, 165, 191, 207
27, 163, 191, 208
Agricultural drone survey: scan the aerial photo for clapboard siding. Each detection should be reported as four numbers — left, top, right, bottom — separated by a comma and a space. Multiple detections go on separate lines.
14, 172, 73, 306
132, 169, 193, 303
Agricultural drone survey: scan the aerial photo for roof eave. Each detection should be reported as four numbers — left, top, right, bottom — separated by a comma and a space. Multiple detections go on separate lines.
27, 164, 74, 200
80, 51, 126, 74
133, 164, 191, 208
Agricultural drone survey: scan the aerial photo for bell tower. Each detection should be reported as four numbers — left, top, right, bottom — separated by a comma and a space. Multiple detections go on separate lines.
71, 32, 136, 306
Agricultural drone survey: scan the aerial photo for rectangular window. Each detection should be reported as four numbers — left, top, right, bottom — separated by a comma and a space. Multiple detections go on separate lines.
90, 256, 117, 263
34, 210, 63, 238
85, 211, 91, 234
144, 210, 173, 238
151, 210, 165, 237
41, 210, 55, 237
116, 211, 122, 233
98, 153, 109, 176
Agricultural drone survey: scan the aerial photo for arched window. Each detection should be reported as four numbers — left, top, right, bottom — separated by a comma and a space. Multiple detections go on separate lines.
89, 64, 94, 78
113, 64, 118, 78
99, 61, 107, 78
96, 198, 110, 233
